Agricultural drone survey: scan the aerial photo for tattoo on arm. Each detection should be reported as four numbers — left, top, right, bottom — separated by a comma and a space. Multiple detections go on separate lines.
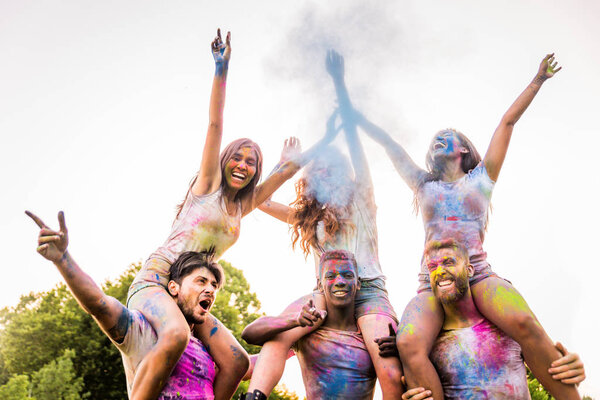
107, 307, 131, 344
533, 75, 547, 86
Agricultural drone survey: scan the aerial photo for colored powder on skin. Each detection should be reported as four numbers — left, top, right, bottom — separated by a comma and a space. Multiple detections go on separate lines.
209, 327, 218, 337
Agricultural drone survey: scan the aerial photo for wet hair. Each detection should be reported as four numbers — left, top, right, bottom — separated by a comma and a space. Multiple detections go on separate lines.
169, 249, 224, 289
175, 138, 263, 219
318, 250, 358, 280
424, 238, 469, 265
289, 147, 355, 257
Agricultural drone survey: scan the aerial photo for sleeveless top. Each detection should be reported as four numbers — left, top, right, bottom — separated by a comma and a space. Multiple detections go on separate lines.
152, 188, 241, 263
417, 163, 494, 278
313, 187, 385, 281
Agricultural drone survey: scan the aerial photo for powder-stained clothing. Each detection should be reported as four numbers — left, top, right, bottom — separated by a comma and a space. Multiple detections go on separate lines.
417, 163, 496, 290
128, 188, 241, 301
314, 184, 384, 282
294, 326, 376, 400
112, 310, 215, 399
430, 319, 530, 400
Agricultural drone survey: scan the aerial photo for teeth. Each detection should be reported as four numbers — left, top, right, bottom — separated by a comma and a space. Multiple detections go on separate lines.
232, 172, 245, 179
437, 279, 453, 287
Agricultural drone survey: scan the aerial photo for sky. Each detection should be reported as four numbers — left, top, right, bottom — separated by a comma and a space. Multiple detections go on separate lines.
1, 0, 599, 397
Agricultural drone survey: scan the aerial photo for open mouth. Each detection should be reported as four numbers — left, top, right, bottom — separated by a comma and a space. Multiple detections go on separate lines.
436, 278, 454, 289
231, 172, 246, 181
199, 298, 212, 312
332, 290, 349, 298
433, 141, 446, 150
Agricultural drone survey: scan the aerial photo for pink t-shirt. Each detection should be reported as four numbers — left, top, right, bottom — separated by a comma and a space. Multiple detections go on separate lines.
113, 311, 215, 399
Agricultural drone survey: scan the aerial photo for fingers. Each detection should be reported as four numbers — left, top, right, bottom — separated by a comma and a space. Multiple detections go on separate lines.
226, 31, 231, 46
402, 387, 432, 400
38, 235, 62, 245
58, 211, 67, 233
25, 210, 48, 229
217, 28, 222, 41
36, 243, 49, 255
388, 322, 396, 336
554, 341, 567, 357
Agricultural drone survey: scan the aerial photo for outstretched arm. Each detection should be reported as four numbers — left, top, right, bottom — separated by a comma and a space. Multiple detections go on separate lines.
326, 50, 374, 191
241, 299, 325, 346
484, 53, 561, 181
25, 211, 132, 343
326, 50, 425, 190
192, 29, 232, 196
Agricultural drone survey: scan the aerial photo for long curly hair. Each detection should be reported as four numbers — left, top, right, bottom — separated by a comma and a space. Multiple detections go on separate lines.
289, 147, 355, 257
176, 138, 263, 219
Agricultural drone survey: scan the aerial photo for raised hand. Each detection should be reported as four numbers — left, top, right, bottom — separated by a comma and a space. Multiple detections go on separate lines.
537, 53, 561, 81
211, 28, 231, 72
324, 108, 342, 143
548, 342, 586, 385
280, 136, 302, 164
326, 49, 345, 80
296, 299, 326, 327
26, 211, 68, 263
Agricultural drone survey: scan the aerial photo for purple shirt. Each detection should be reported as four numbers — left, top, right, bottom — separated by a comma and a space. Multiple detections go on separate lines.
294, 326, 376, 400
112, 310, 215, 399
430, 319, 530, 399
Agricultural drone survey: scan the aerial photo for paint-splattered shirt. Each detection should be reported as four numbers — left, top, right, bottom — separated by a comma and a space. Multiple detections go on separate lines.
112, 310, 215, 399
430, 319, 529, 400
315, 185, 384, 281
154, 188, 241, 264
294, 326, 376, 400
417, 162, 494, 282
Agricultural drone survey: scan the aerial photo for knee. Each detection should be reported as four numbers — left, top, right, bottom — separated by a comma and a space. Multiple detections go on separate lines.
511, 312, 543, 342
396, 330, 426, 360
157, 324, 191, 356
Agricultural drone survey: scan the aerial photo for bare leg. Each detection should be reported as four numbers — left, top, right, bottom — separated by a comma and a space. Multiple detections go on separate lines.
396, 291, 445, 400
247, 293, 325, 395
194, 314, 249, 400
358, 314, 404, 400
128, 286, 191, 400
472, 277, 580, 400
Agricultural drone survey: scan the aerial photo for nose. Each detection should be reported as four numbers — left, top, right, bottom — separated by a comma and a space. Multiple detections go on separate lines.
204, 285, 216, 295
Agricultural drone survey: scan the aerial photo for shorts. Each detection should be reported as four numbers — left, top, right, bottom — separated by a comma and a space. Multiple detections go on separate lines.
315, 277, 398, 324
417, 256, 497, 293
127, 254, 173, 306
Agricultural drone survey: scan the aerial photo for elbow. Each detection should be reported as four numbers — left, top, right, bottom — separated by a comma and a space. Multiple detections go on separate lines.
500, 115, 517, 127
241, 326, 265, 346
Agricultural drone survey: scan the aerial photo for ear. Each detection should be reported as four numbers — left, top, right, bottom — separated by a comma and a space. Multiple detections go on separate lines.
460, 147, 469, 154
167, 280, 180, 297
317, 280, 324, 293
356, 278, 361, 291
467, 264, 474, 278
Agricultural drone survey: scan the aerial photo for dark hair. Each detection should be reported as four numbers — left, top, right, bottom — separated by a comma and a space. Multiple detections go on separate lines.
175, 138, 263, 219
424, 238, 469, 264
318, 250, 358, 279
169, 249, 224, 289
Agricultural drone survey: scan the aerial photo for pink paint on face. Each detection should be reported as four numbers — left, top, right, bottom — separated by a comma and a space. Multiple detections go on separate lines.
224, 146, 257, 190
430, 130, 464, 159
320, 259, 359, 309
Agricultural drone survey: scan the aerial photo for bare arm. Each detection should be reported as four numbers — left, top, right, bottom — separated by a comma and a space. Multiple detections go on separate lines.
241, 299, 324, 345
484, 53, 561, 182
25, 211, 132, 343
192, 29, 232, 196
257, 199, 293, 224
548, 342, 586, 385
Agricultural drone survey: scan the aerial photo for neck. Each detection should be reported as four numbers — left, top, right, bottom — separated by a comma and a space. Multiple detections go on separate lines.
440, 288, 484, 330
323, 303, 357, 332
221, 185, 239, 205
438, 157, 465, 182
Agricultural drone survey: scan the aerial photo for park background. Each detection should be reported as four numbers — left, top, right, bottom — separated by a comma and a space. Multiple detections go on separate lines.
1, 0, 598, 398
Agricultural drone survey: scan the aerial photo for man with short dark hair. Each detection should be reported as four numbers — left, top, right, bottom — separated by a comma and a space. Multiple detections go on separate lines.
26, 211, 234, 399
397, 239, 586, 400
241, 250, 394, 400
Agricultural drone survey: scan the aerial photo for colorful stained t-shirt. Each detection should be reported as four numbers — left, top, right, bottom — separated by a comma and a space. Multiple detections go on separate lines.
417, 162, 494, 280
294, 326, 376, 400
153, 188, 241, 264
430, 319, 529, 400
314, 185, 384, 281
112, 310, 215, 399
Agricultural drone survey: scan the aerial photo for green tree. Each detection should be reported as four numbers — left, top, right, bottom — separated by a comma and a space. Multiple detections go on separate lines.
0, 259, 299, 400
31, 349, 84, 400
0, 374, 32, 400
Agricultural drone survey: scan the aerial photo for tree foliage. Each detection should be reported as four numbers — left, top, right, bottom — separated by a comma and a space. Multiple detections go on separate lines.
0, 260, 299, 399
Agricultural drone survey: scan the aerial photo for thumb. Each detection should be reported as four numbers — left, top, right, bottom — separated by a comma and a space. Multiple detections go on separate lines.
319, 310, 327, 319
58, 211, 67, 233
555, 341, 567, 356
388, 323, 396, 336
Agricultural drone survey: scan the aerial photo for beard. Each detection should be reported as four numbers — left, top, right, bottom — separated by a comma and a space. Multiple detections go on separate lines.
177, 297, 206, 325
433, 271, 469, 305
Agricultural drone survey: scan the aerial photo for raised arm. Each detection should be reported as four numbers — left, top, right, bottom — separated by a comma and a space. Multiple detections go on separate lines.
484, 53, 561, 182
192, 29, 232, 196
241, 299, 324, 346
326, 50, 425, 191
25, 211, 132, 344
326, 50, 374, 191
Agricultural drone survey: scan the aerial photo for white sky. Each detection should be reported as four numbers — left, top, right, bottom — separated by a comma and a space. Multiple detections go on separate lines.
1, 0, 599, 397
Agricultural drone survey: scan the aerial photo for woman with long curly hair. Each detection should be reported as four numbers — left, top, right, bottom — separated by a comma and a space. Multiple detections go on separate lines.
242, 52, 403, 400
352, 53, 580, 399
125, 30, 304, 400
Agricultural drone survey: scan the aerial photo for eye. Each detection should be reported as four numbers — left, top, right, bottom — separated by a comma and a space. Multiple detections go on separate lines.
343, 272, 354, 279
